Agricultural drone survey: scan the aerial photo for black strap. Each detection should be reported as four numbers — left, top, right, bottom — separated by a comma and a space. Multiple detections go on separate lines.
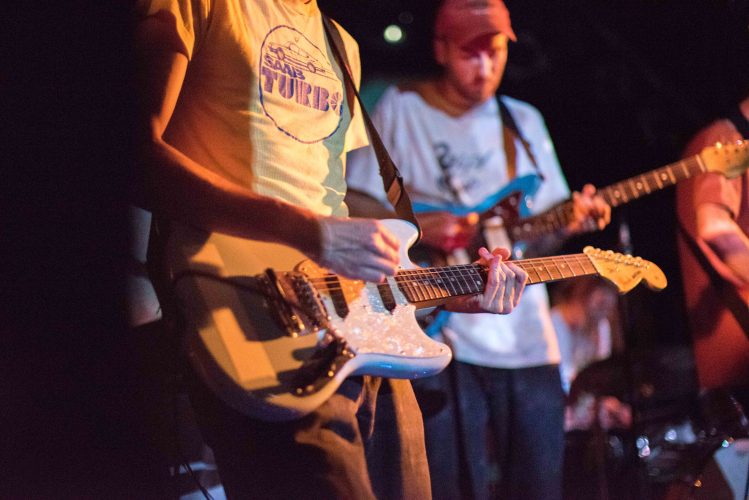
321, 15, 422, 240
498, 97, 544, 180
678, 222, 749, 339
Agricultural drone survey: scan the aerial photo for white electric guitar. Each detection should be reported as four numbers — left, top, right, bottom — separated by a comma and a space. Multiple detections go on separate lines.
160, 219, 667, 421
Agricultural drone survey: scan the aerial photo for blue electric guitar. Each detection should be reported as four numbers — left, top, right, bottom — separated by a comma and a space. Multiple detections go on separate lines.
412, 141, 749, 265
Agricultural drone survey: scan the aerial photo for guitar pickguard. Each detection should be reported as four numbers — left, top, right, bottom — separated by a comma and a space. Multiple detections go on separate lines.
322, 282, 448, 358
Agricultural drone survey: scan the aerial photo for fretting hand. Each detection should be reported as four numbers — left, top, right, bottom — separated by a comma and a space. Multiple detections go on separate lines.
567, 184, 611, 235
445, 247, 528, 314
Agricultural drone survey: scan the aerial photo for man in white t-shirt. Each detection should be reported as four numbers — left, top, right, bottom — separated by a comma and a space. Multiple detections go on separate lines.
346, 1, 610, 498
135, 0, 530, 497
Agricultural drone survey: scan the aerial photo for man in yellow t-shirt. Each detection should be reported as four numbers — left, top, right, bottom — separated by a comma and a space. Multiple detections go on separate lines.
135, 0, 529, 497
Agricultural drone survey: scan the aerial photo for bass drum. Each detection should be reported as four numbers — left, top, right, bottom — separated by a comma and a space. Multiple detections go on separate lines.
662, 438, 749, 500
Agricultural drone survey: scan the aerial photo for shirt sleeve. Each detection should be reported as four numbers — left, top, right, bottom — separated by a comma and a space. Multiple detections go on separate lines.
135, 0, 210, 60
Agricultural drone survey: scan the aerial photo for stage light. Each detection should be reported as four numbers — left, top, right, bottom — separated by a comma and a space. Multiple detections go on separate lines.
383, 24, 404, 45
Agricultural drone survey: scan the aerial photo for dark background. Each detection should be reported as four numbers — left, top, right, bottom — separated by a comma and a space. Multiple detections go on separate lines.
2, 0, 748, 495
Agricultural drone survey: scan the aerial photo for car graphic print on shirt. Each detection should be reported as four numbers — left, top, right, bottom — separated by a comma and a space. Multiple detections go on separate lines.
259, 25, 345, 144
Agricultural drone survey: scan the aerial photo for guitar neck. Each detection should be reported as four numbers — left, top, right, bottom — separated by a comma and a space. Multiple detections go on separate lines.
598, 154, 706, 207
395, 253, 599, 307
509, 154, 707, 241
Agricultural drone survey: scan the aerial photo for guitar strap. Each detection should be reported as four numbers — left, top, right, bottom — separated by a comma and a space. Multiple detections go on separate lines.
321, 15, 422, 241
677, 222, 749, 340
498, 96, 543, 181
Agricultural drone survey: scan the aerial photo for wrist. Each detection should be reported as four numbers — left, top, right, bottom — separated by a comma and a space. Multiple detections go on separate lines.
277, 204, 322, 259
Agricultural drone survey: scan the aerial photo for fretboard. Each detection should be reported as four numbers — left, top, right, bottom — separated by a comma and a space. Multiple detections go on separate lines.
509, 154, 706, 242
394, 253, 598, 306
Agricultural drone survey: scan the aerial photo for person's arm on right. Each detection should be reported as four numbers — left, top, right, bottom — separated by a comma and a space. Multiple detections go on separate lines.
684, 96, 749, 287
134, 16, 400, 283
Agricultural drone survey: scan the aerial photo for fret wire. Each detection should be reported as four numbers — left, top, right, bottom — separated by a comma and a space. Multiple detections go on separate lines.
425, 270, 443, 298
438, 269, 451, 298
420, 276, 435, 301
656, 168, 670, 187
442, 268, 459, 296
640, 174, 652, 194
693, 154, 707, 173
627, 178, 640, 199
556, 258, 572, 278
549, 259, 563, 280
686, 157, 701, 176
678, 159, 690, 179
454, 268, 470, 294
652, 169, 664, 189
615, 181, 627, 201
671, 161, 686, 183
560, 255, 580, 277
412, 277, 426, 302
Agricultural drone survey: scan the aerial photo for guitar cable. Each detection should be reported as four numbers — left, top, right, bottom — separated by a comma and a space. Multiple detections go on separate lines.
170, 374, 215, 500
165, 326, 216, 500
154, 279, 218, 500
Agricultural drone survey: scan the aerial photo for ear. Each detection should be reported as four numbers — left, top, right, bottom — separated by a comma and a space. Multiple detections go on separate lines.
433, 38, 447, 66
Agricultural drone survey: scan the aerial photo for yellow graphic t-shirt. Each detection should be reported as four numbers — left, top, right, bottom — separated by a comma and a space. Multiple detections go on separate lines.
138, 0, 368, 216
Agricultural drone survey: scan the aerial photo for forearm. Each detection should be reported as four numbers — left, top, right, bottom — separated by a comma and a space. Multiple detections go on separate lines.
704, 230, 749, 286
136, 138, 322, 259
697, 203, 749, 287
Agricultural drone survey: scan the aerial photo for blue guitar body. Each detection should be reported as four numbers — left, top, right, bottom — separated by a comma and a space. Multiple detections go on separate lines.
409, 174, 543, 266
411, 174, 542, 219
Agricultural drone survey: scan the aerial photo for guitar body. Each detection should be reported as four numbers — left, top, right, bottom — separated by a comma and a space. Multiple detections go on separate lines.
410, 174, 543, 266
161, 219, 451, 421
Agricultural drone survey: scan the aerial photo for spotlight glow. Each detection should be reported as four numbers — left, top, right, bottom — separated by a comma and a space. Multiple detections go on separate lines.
384, 24, 404, 44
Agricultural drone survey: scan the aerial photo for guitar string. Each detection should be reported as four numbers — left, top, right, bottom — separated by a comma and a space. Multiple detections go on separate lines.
302, 253, 596, 285
302, 256, 602, 295
516, 155, 704, 234
304, 254, 600, 287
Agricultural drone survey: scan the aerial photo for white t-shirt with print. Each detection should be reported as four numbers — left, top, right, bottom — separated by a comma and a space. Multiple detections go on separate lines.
347, 86, 569, 368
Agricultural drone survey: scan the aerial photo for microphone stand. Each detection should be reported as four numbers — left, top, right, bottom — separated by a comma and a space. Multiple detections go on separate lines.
614, 213, 649, 499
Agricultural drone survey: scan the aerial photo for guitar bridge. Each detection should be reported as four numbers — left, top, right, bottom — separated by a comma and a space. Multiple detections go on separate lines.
263, 268, 328, 337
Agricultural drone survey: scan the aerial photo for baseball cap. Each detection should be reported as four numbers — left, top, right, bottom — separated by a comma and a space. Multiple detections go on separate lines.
435, 0, 517, 46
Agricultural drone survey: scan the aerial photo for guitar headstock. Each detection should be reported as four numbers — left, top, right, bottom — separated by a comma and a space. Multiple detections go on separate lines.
700, 140, 749, 178
584, 246, 667, 293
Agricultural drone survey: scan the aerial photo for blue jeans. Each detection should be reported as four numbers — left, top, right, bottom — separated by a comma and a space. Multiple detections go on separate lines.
415, 362, 565, 500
